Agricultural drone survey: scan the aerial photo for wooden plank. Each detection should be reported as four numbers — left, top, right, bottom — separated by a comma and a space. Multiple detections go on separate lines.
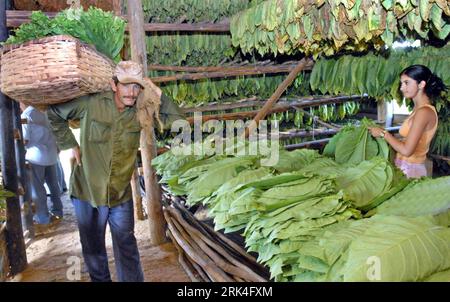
112, 0, 123, 16
284, 126, 401, 151
127, 0, 166, 245
12, 101, 34, 238
166, 229, 203, 282
185, 95, 366, 123
6, 10, 230, 32
171, 199, 268, 276
0, 4, 27, 276
279, 128, 338, 139
284, 138, 331, 151
183, 95, 365, 114
164, 212, 233, 282
149, 63, 313, 84
6, 10, 57, 27
131, 168, 145, 221
141, 22, 230, 33
166, 205, 267, 282
0, 223, 9, 281
429, 154, 450, 162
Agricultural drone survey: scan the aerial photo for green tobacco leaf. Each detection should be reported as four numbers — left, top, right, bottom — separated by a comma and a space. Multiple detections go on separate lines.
375, 176, 450, 217
340, 215, 450, 281
430, 3, 444, 30
423, 269, 450, 282
337, 158, 391, 208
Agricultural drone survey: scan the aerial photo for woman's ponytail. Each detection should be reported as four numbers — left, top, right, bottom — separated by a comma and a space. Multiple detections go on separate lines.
400, 65, 448, 100
425, 73, 447, 100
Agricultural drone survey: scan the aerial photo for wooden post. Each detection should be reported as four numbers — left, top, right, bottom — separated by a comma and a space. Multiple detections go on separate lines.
112, 0, 123, 16
377, 101, 387, 125
12, 102, 34, 239
245, 58, 311, 137
0, 1, 28, 275
131, 167, 145, 220
127, 0, 166, 244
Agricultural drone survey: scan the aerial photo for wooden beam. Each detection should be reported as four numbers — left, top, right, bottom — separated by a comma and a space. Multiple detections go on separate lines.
128, 0, 166, 245
0, 3, 27, 275
5, 10, 57, 27
185, 95, 366, 123
183, 97, 260, 113
140, 22, 230, 33
279, 128, 338, 140
183, 95, 365, 114
12, 102, 34, 239
163, 211, 233, 281
166, 205, 267, 282
131, 168, 145, 221
284, 126, 401, 151
284, 138, 331, 151
149, 63, 313, 84
245, 58, 312, 137
429, 154, 450, 162
112, 0, 123, 16
6, 10, 230, 32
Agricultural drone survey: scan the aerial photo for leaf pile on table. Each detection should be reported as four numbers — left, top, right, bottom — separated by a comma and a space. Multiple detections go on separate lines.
153, 120, 450, 282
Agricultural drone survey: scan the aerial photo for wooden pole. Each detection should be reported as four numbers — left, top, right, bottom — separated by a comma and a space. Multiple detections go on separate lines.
279, 128, 338, 140
112, 0, 123, 16
12, 102, 34, 239
186, 95, 365, 123
183, 95, 364, 114
6, 11, 230, 33
127, 0, 166, 245
131, 168, 145, 221
0, 1, 27, 275
140, 22, 230, 32
284, 138, 330, 151
244, 58, 312, 137
149, 63, 313, 83
284, 126, 401, 151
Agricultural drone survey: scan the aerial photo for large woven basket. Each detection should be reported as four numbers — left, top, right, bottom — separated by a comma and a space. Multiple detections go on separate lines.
0, 35, 115, 105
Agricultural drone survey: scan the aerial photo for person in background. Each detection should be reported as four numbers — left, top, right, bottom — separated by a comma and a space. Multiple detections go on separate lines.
20, 103, 63, 231
369, 65, 447, 178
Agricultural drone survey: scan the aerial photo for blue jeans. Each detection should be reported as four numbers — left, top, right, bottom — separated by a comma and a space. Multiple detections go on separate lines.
72, 198, 144, 282
30, 163, 63, 224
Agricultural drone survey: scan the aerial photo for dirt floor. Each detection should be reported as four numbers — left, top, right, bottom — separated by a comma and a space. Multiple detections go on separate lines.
7, 191, 190, 282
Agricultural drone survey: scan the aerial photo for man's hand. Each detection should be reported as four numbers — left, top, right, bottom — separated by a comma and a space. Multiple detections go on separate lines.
71, 145, 82, 166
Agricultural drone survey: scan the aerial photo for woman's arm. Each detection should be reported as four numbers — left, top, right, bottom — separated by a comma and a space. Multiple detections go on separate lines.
369, 107, 436, 157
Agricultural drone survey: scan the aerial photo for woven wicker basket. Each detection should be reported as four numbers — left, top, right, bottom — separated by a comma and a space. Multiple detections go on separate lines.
0, 35, 115, 105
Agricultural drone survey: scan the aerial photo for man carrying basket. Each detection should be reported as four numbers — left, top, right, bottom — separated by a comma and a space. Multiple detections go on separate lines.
47, 61, 183, 282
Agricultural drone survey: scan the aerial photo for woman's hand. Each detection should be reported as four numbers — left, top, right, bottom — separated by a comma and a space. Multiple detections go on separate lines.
368, 127, 385, 138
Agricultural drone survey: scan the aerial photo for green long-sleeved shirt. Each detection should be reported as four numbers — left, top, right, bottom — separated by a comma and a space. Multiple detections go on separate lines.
48, 91, 141, 208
